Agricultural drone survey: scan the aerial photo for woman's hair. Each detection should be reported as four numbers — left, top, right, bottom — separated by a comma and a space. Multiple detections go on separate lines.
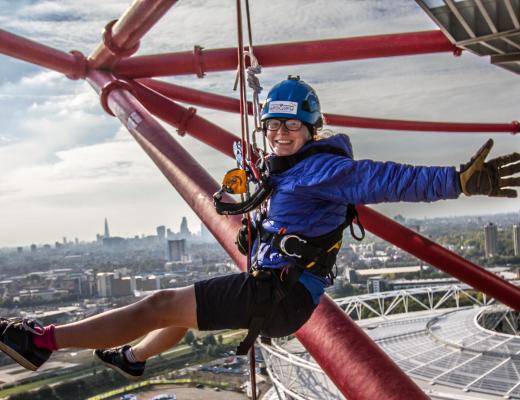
313, 127, 335, 141
313, 115, 336, 141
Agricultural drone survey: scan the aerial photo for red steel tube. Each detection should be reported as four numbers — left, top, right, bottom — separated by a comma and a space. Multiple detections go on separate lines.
129, 81, 238, 158
115, 30, 458, 78
0, 29, 86, 78
140, 78, 520, 134
296, 296, 429, 400
325, 113, 520, 134
88, 0, 178, 69
358, 205, 520, 311
86, 71, 244, 267
139, 78, 255, 114
87, 72, 427, 400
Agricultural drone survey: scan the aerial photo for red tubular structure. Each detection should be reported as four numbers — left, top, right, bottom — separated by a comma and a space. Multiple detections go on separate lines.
86, 71, 428, 400
140, 78, 520, 133
114, 30, 458, 78
358, 205, 520, 310
325, 113, 520, 134
297, 296, 429, 400
0, 29, 86, 79
129, 81, 238, 158
88, 0, 178, 69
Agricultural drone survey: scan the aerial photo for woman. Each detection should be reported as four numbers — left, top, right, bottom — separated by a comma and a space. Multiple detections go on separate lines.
0, 77, 518, 379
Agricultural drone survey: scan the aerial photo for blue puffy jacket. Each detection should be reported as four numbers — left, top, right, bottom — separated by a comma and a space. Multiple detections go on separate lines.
253, 134, 461, 303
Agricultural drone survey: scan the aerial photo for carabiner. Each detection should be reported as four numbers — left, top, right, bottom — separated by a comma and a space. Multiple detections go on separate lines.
279, 235, 306, 258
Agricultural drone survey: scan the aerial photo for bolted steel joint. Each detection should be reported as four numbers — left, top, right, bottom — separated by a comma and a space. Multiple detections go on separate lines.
99, 79, 135, 116
102, 19, 140, 58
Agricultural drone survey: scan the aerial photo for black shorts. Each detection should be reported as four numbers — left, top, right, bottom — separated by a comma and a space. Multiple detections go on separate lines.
195, 272, 317, 338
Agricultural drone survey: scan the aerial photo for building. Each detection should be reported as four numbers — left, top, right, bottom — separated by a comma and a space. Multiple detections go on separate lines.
166, 239, 187, 262
484, 222, 498, 258
513, 224, 520, 256
179, 216, 191, 239
367, 277, 389, 293
156, 225, 166, 239
104, 217, 110, 238
96, 272, 113, 297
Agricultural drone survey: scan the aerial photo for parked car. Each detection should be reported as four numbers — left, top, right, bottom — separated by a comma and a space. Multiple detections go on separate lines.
152, 394, 176, 400
120, 395, 137, 400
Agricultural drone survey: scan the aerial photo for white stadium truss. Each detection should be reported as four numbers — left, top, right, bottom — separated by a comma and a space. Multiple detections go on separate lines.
260, 284, 520, 400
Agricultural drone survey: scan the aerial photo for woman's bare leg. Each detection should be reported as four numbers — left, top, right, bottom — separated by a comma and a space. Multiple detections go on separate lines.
54, 286, 197, 349
131, 326, 188, 362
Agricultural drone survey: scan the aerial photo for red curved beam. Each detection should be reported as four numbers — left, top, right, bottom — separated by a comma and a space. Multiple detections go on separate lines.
114, 30, 459, 78
139, 78, 520, 134
325, 113, 520, 134
130, 81, 238, 158
296, 296, 429, 400
0, 29, 86, 79
88, 0, 179, 69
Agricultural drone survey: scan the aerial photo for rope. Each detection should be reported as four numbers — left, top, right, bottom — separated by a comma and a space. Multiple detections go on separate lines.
236, 2, 260, 399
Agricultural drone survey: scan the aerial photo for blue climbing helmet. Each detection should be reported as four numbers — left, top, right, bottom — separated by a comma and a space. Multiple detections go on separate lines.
261, 76, 323, 128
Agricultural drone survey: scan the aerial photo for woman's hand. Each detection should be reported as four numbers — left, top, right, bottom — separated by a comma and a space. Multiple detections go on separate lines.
459, 138, 520, 197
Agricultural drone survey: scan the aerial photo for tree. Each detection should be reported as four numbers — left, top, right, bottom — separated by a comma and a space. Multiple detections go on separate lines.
36, 385, 55, 400
184, 330, 195, 346
202, 334, 217, 346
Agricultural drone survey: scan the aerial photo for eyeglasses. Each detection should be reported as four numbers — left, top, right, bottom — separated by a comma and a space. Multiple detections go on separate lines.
264, 119, 303, 131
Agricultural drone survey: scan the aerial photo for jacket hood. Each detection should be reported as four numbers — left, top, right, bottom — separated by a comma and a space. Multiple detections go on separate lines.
299, 133, 353, 159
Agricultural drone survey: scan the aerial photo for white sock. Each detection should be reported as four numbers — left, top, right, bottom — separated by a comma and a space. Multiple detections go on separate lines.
123, 347, 138, 363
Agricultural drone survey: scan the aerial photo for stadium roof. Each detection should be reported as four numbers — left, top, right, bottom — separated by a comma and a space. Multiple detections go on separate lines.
261, 285, 520, 399
416, 0, 520, 74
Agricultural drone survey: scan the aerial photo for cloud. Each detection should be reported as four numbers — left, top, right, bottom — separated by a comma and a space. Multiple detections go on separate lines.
1, 0, 519, 247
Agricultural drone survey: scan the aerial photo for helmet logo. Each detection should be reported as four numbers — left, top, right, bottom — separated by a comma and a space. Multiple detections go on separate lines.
268, 101, 298, 115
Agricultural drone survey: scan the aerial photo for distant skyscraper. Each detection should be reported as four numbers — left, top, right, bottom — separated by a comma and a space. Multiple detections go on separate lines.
104, 218, 110, 238
513, 224, 520, 256
180, 217, 191, 238
156, 225, 166, 239
484, 223, 498, 258
166, 239, 187, 262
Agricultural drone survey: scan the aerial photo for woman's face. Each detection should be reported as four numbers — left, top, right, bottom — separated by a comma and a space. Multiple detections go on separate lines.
265, 119, 311, 156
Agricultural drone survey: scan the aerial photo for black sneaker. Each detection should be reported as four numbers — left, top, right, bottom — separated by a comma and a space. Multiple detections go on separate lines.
93, 345, 145, 380
0, 318, 52, 371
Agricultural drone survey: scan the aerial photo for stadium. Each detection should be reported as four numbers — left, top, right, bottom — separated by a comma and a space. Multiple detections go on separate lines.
260, 284, 520, 399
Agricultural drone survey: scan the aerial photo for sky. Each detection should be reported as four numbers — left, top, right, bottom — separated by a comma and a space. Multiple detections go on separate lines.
0, 0, 519, 248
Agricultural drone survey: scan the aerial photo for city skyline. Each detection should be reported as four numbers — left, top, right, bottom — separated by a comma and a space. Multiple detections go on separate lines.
0, 216, 206, 249
1, 1, 520, 247
2, 209, 519, 250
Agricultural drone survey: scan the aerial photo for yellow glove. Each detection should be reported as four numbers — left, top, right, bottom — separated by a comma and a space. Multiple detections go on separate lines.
459, 139, 520, 197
